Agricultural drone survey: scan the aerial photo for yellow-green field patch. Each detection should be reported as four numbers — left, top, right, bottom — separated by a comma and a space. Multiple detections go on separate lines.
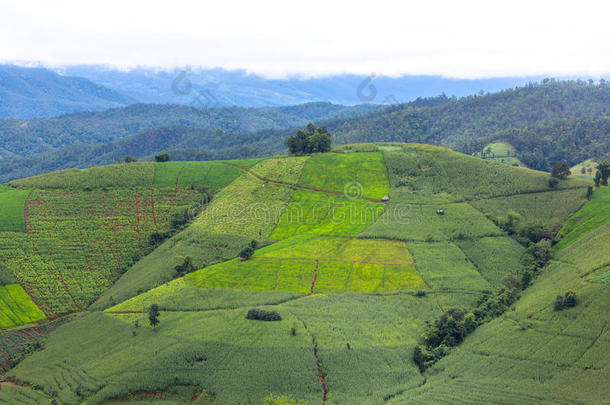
298, 152, 389, 199
0, 284, 46, 327
271, 190, 385, 239
184, 236, 422, 293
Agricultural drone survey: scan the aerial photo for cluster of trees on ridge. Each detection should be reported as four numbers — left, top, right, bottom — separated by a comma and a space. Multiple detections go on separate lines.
285, 123, 332, 154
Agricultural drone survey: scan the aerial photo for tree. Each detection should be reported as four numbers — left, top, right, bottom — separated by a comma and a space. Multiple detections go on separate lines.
174, 256, 195, 277
239, 246, 254, 260
594, 170, 602, 187
596, 161, 610, 186
286, 123, 332, 155
554, 295, 564, 311
587, 186, 593, 200
149, 304, 160, 328
124, 155, 138, 163
154, 153, 170, 162
551, 162, 570, 180
564, 290, 578, 307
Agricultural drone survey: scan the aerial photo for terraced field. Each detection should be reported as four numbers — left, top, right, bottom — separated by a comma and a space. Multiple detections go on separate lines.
388, 186, 610, 405
0, 144, 603, 405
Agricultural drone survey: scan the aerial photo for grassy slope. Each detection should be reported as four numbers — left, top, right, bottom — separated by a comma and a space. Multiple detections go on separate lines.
389, 187, 610, 404
92, 157, 305, 309
0, 145, 596, 404
0, 161, 256, 321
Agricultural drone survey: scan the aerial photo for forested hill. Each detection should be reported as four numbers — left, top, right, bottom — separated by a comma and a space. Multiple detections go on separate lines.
0, 65, 134, 118
160, 80, 610, 171
0, 102, 378, 159
329, 80, 609, 158
1, 80, 608, 182
484, 116, 610, 170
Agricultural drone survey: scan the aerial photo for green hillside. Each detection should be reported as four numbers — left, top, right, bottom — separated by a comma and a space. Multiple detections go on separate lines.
0, 143, 600, 405
386, 187, 610, 404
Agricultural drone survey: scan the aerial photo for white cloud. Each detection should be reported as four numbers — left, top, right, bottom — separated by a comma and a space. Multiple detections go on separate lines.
1, 0, 609, 78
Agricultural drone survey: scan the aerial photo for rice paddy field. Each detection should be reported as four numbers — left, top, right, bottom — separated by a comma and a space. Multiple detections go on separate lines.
0, 144, 605, 405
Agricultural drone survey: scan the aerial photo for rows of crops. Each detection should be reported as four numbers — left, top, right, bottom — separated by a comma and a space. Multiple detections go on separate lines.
1, 146, 602, 404
387, 184, 610, 405
361, 201, 504, 241
298, 152, 390, 199
10, 163, 156, 189
152, 160, 260, 189
0, 187, 30, 232
0, 187, 201, 316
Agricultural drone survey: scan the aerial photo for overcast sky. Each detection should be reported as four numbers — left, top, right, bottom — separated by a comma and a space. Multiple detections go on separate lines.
1, 0, 609, 79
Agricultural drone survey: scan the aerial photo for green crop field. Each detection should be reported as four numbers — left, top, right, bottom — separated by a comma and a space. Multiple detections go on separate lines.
0, 187, 201, 316
0, 284, 46, 327
456, 236, 525, 287
271, 190, 385, 239
10, 163, 156, 189
298, 152, 389, 199
471, 187, 588, 230
0, 144, 606, 405
387, 186, 610, 405
554, 186, 610, 249
153, 160, 259, 189
0, 187, 30, 232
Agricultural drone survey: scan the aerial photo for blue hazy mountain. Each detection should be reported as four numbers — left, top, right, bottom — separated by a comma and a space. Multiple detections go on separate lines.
0, 65, 134, 118
61, 65, 542, 107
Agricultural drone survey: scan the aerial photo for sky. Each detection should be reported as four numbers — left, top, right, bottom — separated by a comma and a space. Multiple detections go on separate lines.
1, 0, 609, 79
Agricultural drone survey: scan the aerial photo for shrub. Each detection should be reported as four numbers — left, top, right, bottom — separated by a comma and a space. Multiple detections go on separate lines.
415, 290, 427, 297
554, 295, 565, 311
239, 246, 254, 260
563, 290, 578, 308
149, 303, 160, 327
154, 153, 170, 162
174, 256, 195, 277
246, 309, 282, 321
548, 177, 559, 188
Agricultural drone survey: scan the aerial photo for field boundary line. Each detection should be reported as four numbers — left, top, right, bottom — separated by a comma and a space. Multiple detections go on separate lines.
464, 185, 588, 203
572, 321, 607, 365
259, 256, 412, 266
105, 294, 309, 314
286, 310, 328, 402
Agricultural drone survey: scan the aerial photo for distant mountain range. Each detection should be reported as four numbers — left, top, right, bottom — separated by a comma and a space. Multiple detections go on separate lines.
1, 64, 549, 118
0, 65, 134, 118
60, 65, 542, 107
